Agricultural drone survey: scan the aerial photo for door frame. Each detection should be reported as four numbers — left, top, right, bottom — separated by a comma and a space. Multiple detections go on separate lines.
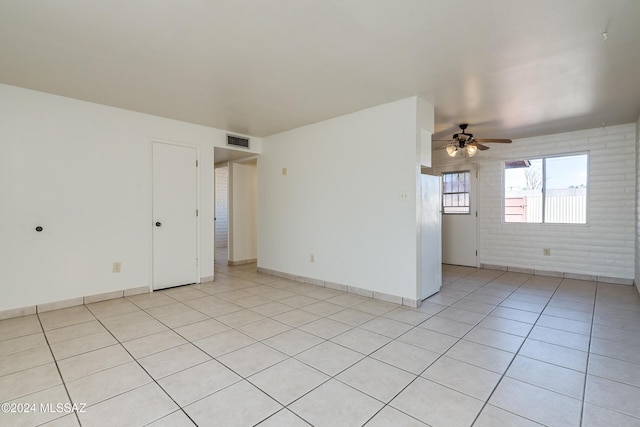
227, 155, 259, 265
436, 163, 479, 267
150, 138, 201, 289
214, 162, 230, 265
212, 147, 260, 268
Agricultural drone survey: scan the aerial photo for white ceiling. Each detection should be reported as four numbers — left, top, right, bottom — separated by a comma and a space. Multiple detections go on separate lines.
1, 1, 639, 142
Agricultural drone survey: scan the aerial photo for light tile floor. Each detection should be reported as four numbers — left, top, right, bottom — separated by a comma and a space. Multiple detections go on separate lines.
2, 264, 640, 426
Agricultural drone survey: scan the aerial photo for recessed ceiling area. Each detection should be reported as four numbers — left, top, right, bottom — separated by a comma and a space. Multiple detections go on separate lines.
214, 147, 257, 165
0, 1, 638, 140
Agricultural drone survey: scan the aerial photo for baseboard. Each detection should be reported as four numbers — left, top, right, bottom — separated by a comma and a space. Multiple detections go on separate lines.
480, 263, 634, 286
38, 297, 85, 313
124, 286, 150, 296
0, 285, 150, 320
0, 305, 37, 321
228, 258, 257, 266
84, 291, 124, 305
257, 267, 417, 308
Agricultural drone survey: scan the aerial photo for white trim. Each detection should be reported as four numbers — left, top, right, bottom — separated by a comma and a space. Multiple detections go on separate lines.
0, 285, 150, 320
480, 263, 633, 285
256, 267, 413, 307
502, 151, 590, 225
227, 162, 234, 266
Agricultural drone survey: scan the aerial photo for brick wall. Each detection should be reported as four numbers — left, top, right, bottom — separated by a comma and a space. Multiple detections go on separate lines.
433, 123, 636, 281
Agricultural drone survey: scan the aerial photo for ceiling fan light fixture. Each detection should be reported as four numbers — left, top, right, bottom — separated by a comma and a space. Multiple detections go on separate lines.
466, 145, 478, 157
440, 124, 512, 157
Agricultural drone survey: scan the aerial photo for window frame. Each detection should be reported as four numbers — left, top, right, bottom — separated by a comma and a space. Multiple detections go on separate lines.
503, 151, 590, 225
442, 170, 471, 215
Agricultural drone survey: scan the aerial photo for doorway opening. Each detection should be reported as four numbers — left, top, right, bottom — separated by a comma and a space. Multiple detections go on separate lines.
214, 147, 258, 270
214, 164, 229, 266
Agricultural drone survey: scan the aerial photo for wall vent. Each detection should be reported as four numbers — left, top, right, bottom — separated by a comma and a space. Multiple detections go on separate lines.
227, 134, 250, 149
505, 159, 532, 169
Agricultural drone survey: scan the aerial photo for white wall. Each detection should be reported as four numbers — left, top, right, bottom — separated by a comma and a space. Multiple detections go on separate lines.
229, 161, 258, 262
433, 123, 636, 281
215, 165, 229, 248
636, 114, 640, 291
0, 84, 261, 311
258, 97, 428, 300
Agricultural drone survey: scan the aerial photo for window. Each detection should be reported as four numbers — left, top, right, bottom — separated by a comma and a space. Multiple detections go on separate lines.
504, 153, 588, 224
442, 171, 470, 214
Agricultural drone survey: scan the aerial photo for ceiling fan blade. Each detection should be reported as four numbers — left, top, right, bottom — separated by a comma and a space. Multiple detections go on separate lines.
473, 138, 512, 143
432, 139, 453, 142
472, 143, 490, 151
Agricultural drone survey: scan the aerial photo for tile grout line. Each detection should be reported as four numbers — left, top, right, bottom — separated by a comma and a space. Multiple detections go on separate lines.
142, 272, 358, 425
11, 265, 634, 426
240, 302, 401, 424
359, 270, 505, 424
578, 283, 598, 427
35, 312, 84, 427
468, 274, 565, 426
165, 272, 379, 425
86, 306, 201, 427
469, 277, 613, 424
575, 286, 640, 423
202, 268, 464, 424
359, 269, 524, 426
121, 281, 311, 424
17, 270, 504, 421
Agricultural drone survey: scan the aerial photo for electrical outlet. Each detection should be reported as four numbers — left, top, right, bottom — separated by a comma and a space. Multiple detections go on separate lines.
543, 248, 551, 256
112, 262, 122, 273
400, 191, 409, 201
310, 254, 315, 263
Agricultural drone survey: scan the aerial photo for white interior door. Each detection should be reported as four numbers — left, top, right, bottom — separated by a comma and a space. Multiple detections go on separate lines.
152, 142, 198, 290
439, 165, 478, 267
420, 174, 442, 299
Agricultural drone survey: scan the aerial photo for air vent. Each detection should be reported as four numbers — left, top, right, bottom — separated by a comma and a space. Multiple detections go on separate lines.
505, 159, 532, 169
227, 134, 250, 149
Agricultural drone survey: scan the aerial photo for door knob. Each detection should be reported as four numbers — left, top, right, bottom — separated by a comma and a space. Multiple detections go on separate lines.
155, 222, 162, 227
